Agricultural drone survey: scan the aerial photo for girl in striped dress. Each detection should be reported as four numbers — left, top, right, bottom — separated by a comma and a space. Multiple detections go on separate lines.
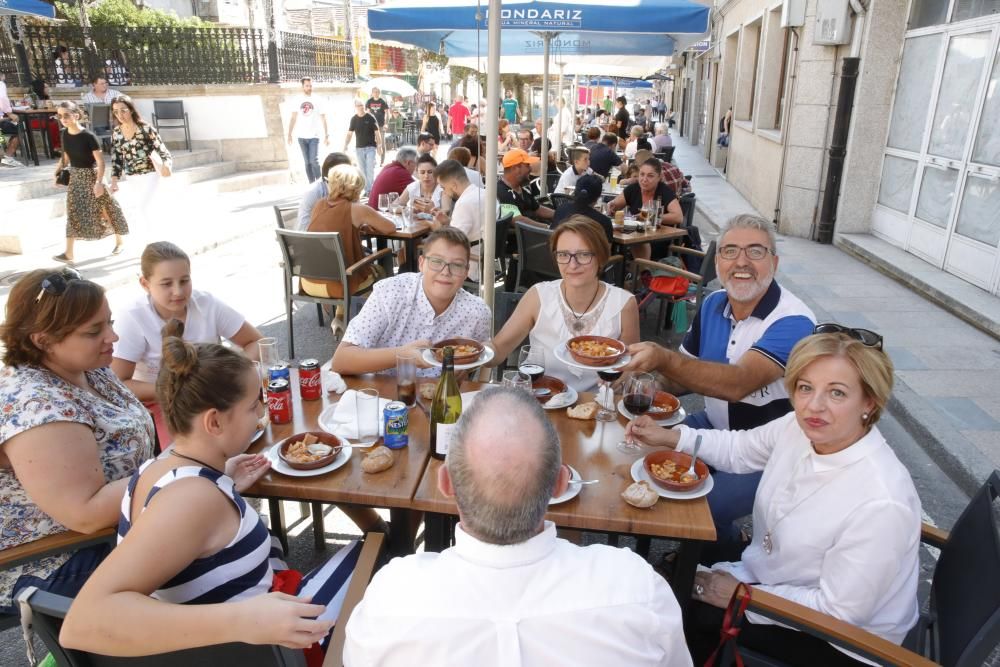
60, 324, 362, 662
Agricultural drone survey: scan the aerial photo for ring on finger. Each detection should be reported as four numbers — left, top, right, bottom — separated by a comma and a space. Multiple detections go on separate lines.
695, 584, 705, 596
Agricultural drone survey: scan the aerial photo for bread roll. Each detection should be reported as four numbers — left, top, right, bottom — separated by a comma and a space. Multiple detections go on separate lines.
621, 481, 659, 508
361, 445, 394, 474
567, 401, 599, 420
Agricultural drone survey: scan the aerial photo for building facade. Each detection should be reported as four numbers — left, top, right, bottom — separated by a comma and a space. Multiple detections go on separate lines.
681, 0, 1000, 300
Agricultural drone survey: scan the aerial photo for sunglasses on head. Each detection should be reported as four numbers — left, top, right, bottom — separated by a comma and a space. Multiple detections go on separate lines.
812, 323, 883, 350
35, 268, 82, 303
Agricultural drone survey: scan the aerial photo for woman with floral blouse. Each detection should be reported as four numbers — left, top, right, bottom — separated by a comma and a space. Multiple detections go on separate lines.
110, 96, 172, 240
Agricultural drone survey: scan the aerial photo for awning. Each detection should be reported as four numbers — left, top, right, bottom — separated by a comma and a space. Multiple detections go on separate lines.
0, 0, 55, 17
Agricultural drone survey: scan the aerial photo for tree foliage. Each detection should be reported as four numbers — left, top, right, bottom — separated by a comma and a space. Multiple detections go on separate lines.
55, 0, 210, 28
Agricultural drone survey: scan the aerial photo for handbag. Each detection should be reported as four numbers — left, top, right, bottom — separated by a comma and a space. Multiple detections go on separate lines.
55, 168, 70, 186
649, 275, 690, 297
704, 583, 753, 667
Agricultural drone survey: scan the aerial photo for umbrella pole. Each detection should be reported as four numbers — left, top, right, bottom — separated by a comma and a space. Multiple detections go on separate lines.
555, 62, 564, 160
540, 33, 551, 197
483, 0, 501, 312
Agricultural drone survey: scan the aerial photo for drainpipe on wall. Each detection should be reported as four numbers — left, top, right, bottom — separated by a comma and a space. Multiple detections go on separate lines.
815, 0, 867, 244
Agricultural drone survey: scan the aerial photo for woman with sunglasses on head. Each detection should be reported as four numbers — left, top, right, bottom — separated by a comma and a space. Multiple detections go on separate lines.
52, 101, 129, 263
61, 332, 362, 660
488, 217, 639, 393
0, 268, 154, 619
109, 96, 173, 241
627, 327, 921, 666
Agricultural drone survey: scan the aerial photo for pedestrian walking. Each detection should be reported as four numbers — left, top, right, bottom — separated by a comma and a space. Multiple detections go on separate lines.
365, 86, 388, 165
344, 99, 381, 195
51, 101, 128, 263
420, 101, 442, 145
286, 77, 329, 183
109, 96, 172, 244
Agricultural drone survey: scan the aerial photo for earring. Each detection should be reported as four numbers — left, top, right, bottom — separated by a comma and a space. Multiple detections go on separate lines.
861, 413, 869, 422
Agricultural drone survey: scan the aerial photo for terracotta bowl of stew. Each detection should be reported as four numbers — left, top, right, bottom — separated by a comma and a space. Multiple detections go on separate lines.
433, 337, 484, 365
648, 391, 681, 419
566, 335, 627, 367
643, 449, 708, 492
533, 375, 566, 405
277, 431, 343, 470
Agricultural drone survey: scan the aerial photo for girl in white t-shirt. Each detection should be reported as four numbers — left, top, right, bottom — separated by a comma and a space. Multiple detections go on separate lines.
112, 241, 263, 446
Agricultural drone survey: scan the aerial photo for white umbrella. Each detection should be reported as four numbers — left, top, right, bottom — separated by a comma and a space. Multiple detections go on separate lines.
362, 76, 418, 97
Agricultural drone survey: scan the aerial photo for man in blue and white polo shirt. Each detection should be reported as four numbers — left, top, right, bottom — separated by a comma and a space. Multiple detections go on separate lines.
626, 214, 815, 558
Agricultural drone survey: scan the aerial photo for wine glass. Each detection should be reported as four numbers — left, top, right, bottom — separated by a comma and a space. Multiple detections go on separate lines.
595, 368, 622, 422
517, 345, 545, 391
501, 370, 532, 393
377, 194, 390, 215
617, 372, 656, 453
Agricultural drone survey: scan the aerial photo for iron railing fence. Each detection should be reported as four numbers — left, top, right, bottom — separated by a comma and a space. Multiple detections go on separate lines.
277, 31, 354, 83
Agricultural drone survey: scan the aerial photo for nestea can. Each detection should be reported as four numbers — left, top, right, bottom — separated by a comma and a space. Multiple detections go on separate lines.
383, 401, 409, 449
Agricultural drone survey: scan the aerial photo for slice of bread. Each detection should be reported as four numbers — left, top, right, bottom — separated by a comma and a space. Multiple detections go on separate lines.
567, 401, 599, 420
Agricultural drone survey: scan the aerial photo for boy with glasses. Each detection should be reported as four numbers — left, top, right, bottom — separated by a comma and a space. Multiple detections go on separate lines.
331, 228, 491, 377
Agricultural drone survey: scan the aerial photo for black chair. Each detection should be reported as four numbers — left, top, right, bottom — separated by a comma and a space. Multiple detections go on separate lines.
465, 213, 514, 292
85, 104, 113, 151
512, 220, 623, 293
654, 146, 676, 163
152, 100, 191, 151
548, 192, 573, 209
19, 532, 387, 667
634, 241, 717, 339
275, 229, 391, 358
726, 470, 1000, 667
679, 192, 696, 229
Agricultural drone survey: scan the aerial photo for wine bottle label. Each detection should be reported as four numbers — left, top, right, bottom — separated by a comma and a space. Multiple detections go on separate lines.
435, 422, 458, 457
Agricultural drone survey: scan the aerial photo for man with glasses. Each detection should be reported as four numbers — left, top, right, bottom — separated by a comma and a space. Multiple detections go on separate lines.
624, 214, 816, 561
81, 75, 123, 105
516, 129, 534, 154
331, 228, 491, 377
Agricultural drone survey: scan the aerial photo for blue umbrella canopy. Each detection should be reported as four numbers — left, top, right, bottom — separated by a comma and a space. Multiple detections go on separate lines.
0, 0, 55, 17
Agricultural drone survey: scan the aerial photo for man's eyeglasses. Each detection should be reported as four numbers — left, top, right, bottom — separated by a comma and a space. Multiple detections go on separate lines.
813, 323, 883, 350
554, 251, 596, 266
718, 244, 774, 261
35, 268, 82, 302
424, 255, 469, 275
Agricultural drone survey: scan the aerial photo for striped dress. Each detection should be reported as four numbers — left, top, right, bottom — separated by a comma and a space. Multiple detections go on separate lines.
119, 460, 362, 626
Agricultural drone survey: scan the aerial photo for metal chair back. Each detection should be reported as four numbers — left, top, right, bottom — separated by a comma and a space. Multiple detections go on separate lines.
273, 204, 296, 230
152, 100, 191, 151
514, 221, 560, 291
654, 146, 676, 163
679, 192, 696, 229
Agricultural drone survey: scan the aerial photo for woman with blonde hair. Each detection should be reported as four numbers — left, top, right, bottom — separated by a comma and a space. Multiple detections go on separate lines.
52, 101, 129, 263
627, 326, 921, 666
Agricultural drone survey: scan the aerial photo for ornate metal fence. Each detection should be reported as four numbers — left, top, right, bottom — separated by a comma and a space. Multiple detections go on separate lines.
277, 31, 354, 83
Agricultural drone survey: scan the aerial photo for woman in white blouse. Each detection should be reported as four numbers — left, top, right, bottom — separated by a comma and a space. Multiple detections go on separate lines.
627, 327, 921, 666
488, 217, 638, 393
396, 153, 443, 216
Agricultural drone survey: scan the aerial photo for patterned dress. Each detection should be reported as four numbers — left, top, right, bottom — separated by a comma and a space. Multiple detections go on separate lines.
0, 365, 154, 608
111, 122, 172, 179
62, 129, 129, 240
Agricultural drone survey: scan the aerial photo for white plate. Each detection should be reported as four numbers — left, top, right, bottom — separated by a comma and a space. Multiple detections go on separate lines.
549, 465, 582, 505
542, 385, 578, 410
265, 442, 353, 477
421, 345, 495, 371
553, 342, 632, 372
629, 458, 714, 500
251, 427, 266, 442
617, 400, 687, 427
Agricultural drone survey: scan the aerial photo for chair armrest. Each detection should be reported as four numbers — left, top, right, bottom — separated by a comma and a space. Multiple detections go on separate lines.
666, 244, 705, 257
325, 532, 386, 667
0, 528, 116, 571
631, 258, 701, 283
920, 522, 949, 549
746, 587, 936, 667
345, 248, 393, 277
606, 254, 624, 267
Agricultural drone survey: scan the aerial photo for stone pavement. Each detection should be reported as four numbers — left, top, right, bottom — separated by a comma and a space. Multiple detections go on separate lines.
672, 136, 999, 497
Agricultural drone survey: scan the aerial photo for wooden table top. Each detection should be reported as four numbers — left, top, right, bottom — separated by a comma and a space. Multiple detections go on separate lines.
12, 107, 59, 115
613, 225, 688, 247
411, 388, 717, 542
244, 373, 431, 509
366, 220, 432, 241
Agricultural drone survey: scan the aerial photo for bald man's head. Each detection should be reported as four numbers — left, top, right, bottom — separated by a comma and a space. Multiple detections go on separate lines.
445, 387, 561, 545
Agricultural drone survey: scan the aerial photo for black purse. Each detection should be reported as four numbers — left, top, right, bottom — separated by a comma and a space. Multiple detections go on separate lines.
55, 168, 70, 186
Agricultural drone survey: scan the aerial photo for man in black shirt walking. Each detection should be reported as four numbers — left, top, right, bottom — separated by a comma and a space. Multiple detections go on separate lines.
365, 87, 388, 165
345, 100, 381, 195
613, 96, 630, 146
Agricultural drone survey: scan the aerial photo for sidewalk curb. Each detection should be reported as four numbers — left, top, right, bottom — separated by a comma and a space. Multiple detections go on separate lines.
693, 202, 990, 498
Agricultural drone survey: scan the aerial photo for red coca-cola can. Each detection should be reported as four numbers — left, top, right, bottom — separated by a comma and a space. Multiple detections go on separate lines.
267, 379, 292, 424
299, 359, 322, 401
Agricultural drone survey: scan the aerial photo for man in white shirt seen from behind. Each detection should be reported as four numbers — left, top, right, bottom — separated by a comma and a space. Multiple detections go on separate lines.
432, 159, 488, 283
344, 387, 692, 667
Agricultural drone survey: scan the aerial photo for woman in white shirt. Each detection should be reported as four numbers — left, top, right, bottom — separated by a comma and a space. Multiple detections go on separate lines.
112, 241, 263, 447
627, 327, 921, 666
488, 217, 639, 393
396, 153, 443, 215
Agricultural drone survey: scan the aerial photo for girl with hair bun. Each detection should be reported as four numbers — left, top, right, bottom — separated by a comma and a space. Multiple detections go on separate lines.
112, 241, 263, 448
62, 333, 364, 662
552, 173, 614, 243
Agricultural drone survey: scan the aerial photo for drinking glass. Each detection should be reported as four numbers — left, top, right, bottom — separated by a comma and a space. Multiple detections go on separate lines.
252, 361, 269, 422
386, 192, 399, 211
501, 370, 532, 393
617, 372, 656, 453
355, 388, 380, 445
517, 345, 545, 386
401, 203, 414, 229
258, 338, 279, 392
396, 352, 417, 408
595, 368, 623, 422
377, 193, 390, 215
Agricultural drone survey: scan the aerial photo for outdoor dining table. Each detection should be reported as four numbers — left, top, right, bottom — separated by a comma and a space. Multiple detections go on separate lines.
411, 387, 716, 614
364, 219, 433, 273
13, 107, 59, 166
613, 223, 688, 248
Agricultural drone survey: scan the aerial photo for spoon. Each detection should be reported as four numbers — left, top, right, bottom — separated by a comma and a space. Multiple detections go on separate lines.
682, 434, 703, 482
534, 388, 552, 397
567, 478, 600, 486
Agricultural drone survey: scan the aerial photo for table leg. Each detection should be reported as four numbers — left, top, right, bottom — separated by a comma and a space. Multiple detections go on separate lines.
423, 512, 450, 552
311, 502, 325, 551
388, 507, 416, 557
21, 119, 39, 167
404, 238, 419, 273
672, 538, 703, 617
268, 498, 289, 556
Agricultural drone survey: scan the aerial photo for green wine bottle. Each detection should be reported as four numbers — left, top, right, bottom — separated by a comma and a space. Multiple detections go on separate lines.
430, 347, 462, 460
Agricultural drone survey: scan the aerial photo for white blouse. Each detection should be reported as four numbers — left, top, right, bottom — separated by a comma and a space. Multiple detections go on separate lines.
529, 280, 633, 393
675, 413, 921, 653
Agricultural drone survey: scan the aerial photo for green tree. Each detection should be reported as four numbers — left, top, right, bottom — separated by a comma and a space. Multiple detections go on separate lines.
55, 0, 210, 28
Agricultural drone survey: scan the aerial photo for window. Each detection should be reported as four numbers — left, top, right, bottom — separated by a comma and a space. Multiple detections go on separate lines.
908, 0, 949, 29
735, 18, 763, 122
718, 31, 739, 133
952, 0, 1000, 22
757, 7, 791, 130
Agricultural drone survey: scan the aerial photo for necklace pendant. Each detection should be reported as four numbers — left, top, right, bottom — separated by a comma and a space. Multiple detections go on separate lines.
572, 320, 584, 333
762, 531, 773, 555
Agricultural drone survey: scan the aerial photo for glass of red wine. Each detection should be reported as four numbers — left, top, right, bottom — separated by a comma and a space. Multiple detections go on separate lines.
518, 345, 546, 393
617, 372, 656, 453
595, 368, 622, 422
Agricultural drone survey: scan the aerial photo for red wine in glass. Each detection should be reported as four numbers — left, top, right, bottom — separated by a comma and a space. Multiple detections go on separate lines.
597, 369, 623, 383
623, 393, 653, 416
519, 363, 545, 383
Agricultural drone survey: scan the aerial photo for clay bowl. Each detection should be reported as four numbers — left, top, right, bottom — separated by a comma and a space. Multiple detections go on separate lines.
277, 431, 343, 470
533, 375, 566, 405
647, 391, 681, 419
644, 449, 708, 493
566, 335, 627, 367
433, 337, 484, 365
